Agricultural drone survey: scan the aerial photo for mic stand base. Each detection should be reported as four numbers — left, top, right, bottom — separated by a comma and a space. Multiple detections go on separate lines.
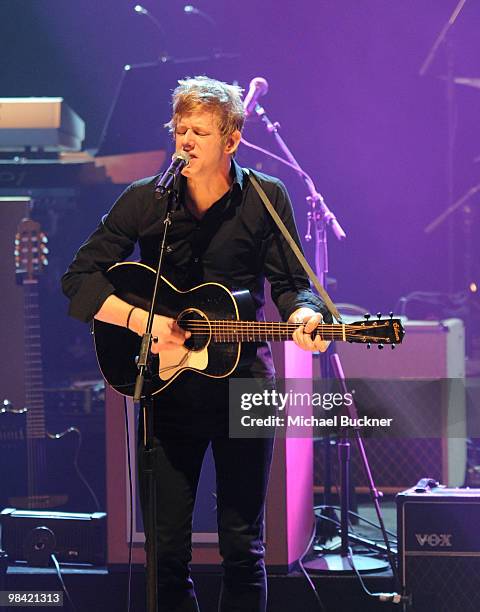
303, 553, 389, 574
314, 505, 339, 543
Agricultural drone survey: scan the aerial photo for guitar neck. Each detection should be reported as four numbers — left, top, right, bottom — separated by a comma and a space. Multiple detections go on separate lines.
183, 320, 391, 344
24, 280, 46, 439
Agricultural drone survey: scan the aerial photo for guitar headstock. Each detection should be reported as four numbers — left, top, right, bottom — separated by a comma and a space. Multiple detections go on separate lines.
15, 217, 49, 283
348, 313, 405, 349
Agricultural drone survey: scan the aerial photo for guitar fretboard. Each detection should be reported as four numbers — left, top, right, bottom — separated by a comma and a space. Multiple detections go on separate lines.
24, 280, 46, 439
181, 320, 394, 344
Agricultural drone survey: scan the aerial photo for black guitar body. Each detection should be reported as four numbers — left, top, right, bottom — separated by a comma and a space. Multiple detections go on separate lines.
93, 262, 256, 396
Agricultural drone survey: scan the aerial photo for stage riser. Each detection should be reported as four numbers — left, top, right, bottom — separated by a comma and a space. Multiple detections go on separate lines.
3, 568, 397, 612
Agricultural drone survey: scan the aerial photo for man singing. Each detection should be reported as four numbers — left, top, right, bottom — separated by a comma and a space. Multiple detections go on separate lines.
62, 76, 330, 612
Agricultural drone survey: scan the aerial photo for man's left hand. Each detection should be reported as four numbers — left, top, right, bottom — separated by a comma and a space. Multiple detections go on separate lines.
289, 308, 330, 353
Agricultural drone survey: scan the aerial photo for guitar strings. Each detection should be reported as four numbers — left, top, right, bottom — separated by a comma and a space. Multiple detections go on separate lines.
24, 282, 48, 507
178, 321, 390, 330
175, 320, 393, 342
184, 330, 390, 341
184, 333, 390, 340
178, 321, 391, 338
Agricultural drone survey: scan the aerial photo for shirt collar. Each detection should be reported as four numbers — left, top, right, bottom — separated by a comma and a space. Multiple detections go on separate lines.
172, 158, 245, 212
231, 159, 246, 191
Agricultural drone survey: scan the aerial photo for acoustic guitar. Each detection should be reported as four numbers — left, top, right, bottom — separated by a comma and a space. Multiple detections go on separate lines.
93, 262, 405, 397
0, 217, 88, 511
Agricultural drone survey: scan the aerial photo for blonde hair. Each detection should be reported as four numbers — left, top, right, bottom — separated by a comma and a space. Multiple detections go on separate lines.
165, 76, 245, 143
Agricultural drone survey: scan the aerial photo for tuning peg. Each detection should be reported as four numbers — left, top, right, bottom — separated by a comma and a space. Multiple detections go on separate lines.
377, 312, 382, 320
391, 344, 396, 350
378, 343, 384, 350
364, 313, 371, 320
367, 343, 371, 349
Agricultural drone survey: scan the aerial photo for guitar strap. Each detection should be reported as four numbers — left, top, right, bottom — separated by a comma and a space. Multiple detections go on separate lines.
245, 168, 343, 323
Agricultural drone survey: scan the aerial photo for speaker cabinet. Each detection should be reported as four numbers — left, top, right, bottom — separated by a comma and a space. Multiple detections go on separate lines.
319, 318, 467, 492
0, 507, 106, 566
397, 487, 480, 612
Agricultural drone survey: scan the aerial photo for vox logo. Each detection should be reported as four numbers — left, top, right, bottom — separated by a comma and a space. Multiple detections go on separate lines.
415, 533, 452, 547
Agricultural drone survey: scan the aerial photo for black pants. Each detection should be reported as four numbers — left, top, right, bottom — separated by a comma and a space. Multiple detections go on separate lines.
137, 383, 274, 612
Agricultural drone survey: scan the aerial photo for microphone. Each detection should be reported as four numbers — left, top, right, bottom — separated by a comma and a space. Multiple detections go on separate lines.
154, 151, 190, 198
243, 77, 269, 117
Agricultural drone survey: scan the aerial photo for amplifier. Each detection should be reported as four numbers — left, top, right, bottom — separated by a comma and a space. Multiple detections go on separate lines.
397, 487, 480, 611
44, 383, 105, 417
0, 508, 106, 566
323, 318, 467, 492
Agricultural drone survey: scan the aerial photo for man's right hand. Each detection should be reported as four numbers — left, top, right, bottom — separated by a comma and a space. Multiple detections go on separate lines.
129, 309, 191, 353
94, 295, 190, 353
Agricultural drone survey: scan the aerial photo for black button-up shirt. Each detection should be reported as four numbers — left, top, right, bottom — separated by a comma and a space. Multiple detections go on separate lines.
61, 160, 330, 380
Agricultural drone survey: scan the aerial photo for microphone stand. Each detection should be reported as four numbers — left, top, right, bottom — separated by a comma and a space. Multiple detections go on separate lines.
133, 185, 177, 612
251, 102, 394, 575
249, 101, 346, 537
253, 103, 346, 288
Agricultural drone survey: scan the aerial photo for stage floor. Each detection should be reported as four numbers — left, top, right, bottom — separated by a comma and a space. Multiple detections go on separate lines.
2, 565, 397, 612
1, 500, 399, 611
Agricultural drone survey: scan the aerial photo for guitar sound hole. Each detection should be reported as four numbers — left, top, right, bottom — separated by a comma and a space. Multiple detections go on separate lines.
177, 309, 211, 352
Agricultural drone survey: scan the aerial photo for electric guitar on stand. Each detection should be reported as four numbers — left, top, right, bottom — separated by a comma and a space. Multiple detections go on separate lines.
93, 262, 405, 397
